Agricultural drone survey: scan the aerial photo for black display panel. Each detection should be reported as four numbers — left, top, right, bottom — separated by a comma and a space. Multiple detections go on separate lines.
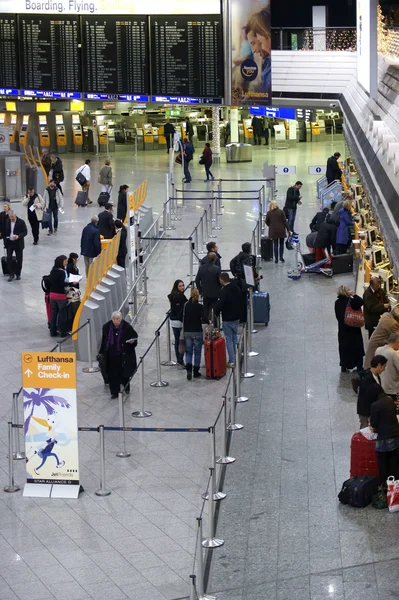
151, 15, 223, 99
19, 16, 80, 92
0, 14, 18, 89
82, 16, 149, 95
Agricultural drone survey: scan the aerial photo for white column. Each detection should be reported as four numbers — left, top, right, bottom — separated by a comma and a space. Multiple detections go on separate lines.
211, 106, 221, 164
313, 6, 327, 51
230, 108, 239, 143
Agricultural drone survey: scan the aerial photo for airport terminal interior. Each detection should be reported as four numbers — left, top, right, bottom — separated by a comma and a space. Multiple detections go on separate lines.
1, 1, 399, 599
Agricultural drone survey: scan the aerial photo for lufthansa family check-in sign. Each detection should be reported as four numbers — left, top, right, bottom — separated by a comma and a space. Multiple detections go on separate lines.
22, 352, 80, 496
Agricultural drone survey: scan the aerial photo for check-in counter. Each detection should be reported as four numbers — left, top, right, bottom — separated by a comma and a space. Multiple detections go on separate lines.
226, 143, 252, 163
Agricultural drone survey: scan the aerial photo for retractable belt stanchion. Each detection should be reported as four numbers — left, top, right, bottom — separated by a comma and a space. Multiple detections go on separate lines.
216, 182, 222, 215
193, 228, 199, 265
234, 346, 248, 403
150, 331, 169, 388
161, 316, 177, 366
204, 207, 210, 243
247, 291, 259, 357
4, 422, 20, 493
198, 214, 206, 254
208, 204, 216, 239
202, 467, 224, 548
82, 319, 101, 373
216, 397, 236, 463
202, 426, 226, 501
95, 425, 111, 497
133, 359, 152, 418
241, 323, 254, 378
12, 393, 25, 460
196, 518, 216, 600
116, 393, 131, 458
249, 287, 258, 335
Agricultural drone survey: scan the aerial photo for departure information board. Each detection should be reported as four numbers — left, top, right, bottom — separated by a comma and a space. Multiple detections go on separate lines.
0, 14, 18, 89
151, 15, 223, 99
82, 16, 149, 96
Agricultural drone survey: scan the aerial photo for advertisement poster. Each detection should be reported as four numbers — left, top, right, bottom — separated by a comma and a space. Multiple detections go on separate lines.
357, 0, 377, 97
231, 0, 271, 105
22, 352, 79, 486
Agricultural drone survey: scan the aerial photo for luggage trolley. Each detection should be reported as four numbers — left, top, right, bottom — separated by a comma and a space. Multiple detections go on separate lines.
287, 234, 332, 280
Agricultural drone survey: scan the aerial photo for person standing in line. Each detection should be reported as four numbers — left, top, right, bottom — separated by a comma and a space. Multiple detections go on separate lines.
117, 185, 129, 222
376, 333, 399, 400
202, 143, 215, 182
230, 242, 259, 286
183, 138, 193, 183
251, 116, 262, 145
370, 390, 399, 489
363, 276, 390, 338
326, 151, 342, 184
22, 187, 45, 245
98, 203, 115, 239
76, 159, 93, 205
200, 242, 222, 268
215, 273, 242, 367
80, 215, 101, 275
98, 159, 113, 196
186, 116, 195, 150
41, 148, 52, 177
334, 285, 365, 373
43, 179, 64, 236
49, 255, 68, 337
183, 288, 204, 381
114, 219, 128, 269
284, 181, 302, 235
335, 199, 354, 255
66, 253, 80, 287
164, 120, 175, 154
4, 211, 27, 282
265, 200, 290, 263
365, 306, 399, 369
224, 122, 231, 146
195, 252, 221, 323
98, 311, 138, 399
356, 355, 387, 429
262, 119, 269, 145
168, 279, 188, 367
50, 155, 64, 195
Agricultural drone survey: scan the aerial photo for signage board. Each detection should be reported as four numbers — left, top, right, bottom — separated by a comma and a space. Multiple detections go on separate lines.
231, 0, 271, 105
308, 165, 326, 175
0, 0, 221, 14
0, 15, 19, 89
276, 165, 296, 175
357, 0, 377, 97
250, 106, 295, 120
22, 352, 80, 498
244, 264, 255, 287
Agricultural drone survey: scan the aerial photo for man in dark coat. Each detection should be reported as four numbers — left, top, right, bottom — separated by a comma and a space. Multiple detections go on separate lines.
357, 355, 387, 429
284, 181, 302, 234
164, 121, 175, 153
4, 211, 27, 281
195, 252, 221, 323
326, 152, 342, 184
115, 219, 128, 269
314, 215, 337, 263
98, 203, 115, 239
251, 116, 263, 145
363, 276, 390, 338
200, 242, 222, 268
309, 207, 329, 232
80, 215, 101, 275
230, 242, 259, 286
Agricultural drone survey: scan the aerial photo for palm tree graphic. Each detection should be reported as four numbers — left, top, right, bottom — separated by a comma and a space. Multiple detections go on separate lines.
24, 388, 71, 435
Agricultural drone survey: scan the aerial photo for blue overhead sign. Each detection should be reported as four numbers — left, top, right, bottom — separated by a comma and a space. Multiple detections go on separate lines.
22, 90, 81, 99
152, 96, 222, 105
0, 89, 19, 96
83, 94, 149, 102
250, 106, 296, 120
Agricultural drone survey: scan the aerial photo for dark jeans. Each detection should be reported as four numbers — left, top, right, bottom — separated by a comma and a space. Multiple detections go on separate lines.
254, 132, 262, 145
203, 297, 219, 325
28, 215, 40, 243
184, 160, 191, 182
6, 243, 23, 276
50, 298, 68, 336
172, 326, 184, 362
377, 448, 399, 487
287, 208, 297, 232
205, 164, 214, 180
48, 207, 58, 232
184, 332, 203, 367
273, 238, 284, 261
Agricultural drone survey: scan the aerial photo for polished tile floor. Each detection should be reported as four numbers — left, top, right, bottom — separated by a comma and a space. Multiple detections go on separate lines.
0, 138, 392, 600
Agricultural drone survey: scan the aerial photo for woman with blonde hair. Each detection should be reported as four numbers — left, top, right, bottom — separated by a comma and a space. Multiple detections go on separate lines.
364, 304, 399, 368
335, 285, 365, 372
265, 200, 290, 263
183, 287, 205, 380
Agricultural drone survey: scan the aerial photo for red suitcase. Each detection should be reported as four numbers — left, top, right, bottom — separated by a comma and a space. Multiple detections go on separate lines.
205, 337, 226, 379
350, 432, 379, 482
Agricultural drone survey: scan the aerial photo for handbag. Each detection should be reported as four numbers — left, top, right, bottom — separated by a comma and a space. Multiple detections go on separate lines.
344, 300, 365, 328
175, 154, 182, 165
199, 156, 205, 165
76, 167, 87, 186
387, 477, 399, 512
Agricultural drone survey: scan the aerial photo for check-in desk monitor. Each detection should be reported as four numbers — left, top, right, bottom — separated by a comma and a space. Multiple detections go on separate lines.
242, 119, 253, 143
143, 123, 154, 150
19, 115, 30, 148
97, 125, 108, 148
55, 114, 67, 153
39, 115, 50, 149
72, 114, 83, 152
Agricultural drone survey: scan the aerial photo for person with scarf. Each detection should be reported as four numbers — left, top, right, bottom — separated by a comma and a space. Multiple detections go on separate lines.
98, 311, 138, 399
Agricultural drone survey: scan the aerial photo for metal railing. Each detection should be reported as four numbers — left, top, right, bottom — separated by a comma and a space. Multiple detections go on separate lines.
271, 26, 356, 52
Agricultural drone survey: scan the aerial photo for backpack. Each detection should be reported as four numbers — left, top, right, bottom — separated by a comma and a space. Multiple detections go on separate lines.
338, 475, 377, 508
41, 274, 51, 294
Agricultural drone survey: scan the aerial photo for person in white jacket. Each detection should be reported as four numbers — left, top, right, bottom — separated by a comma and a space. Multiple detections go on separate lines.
21, 188, 45, 245
76, 159, 92, 205
43, 180, 64, 236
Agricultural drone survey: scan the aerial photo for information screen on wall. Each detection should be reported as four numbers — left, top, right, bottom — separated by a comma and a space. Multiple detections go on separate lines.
82, 16, 149, 96
0, 14, 18, 89
19, 16, 81, 93
357, 0, 377, 97
230, 0, 271, 105
151, 15, 223, 100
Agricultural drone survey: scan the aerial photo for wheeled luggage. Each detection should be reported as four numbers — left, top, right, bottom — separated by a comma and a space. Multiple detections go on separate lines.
331, 253, 353, 275
1, 255, 17, 276
205, 337, 226, 379
75, 191, 88, 207
261, 237, 273, 261
253, 290, 270, 325
98, 191, 110, 207
350, 432, 379, 481
338, 475, 377, 508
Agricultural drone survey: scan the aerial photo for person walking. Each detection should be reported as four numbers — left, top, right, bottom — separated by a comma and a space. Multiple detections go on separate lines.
114, 219, 128, 268
365, 306, 399, 368
116, 185, 129, 222
262, 119, 269, 145
41, 148, 52, 176
0, 202, 10, 245
357, 355, 387, 429
43, 179, 64, 236
376, 333, 399, 399
363, 276, 390, 338
265, 200, 290, 263
76, 159, 92, 205
335, 199, 354, 254
186, 116, 195, 149
334, 285, 365, 373
224, 121, 231, 146
4, 211, 27, 282
80, 215, 101, 275
168, 279, 188, 366
202, 143, 214, 182
98, 311, 138, 399
49, 255, 68, 337
49, 155, 64, 195
183, 288, 204, 380
164, 121, 175, 153
215, 273, 242, 367
326, 151, 342, 184
22, 187, 45, 245
98, 159, 113, 197
195, 252, 221, 323
183, 138, 193, 183
98, 203, 115, 239
370, 390, 399, 489
284, 181, 302, 234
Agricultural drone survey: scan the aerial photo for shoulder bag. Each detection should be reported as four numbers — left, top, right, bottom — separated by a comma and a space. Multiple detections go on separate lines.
76, 167, 87, 186
344, 299, 365, 328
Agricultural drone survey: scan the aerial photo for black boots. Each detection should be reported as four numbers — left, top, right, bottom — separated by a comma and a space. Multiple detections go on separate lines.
193, 366, 201, 378
186, 364, 192, 380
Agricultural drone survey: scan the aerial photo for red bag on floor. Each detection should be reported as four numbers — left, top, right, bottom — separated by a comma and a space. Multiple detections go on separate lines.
387, 477, 399, 512
350, 432, 379, 482
205, 337, 226, 380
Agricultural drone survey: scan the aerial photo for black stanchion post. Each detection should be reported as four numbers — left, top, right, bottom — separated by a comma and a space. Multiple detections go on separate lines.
116, 393, 131, 458
4, 423, 20, 493
150, 331, 169, 388
133, 359, 152, 418
216, 398, 236, 464
95, 425, 111, 496
202, 467, 224, 548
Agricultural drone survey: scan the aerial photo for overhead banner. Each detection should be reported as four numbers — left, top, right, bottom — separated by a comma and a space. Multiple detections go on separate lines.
0, 0, 220, 13
22, 352, 80, 492
357, 0, 377, 98
231, 0, 271, 106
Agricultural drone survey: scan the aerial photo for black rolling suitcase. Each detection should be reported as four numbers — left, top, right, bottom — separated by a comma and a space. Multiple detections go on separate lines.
331, 253, 353, 275
98, 192, 110, 207
75, 191, 88, 207
261, 237, 273, 261
1, 255, 17, 276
